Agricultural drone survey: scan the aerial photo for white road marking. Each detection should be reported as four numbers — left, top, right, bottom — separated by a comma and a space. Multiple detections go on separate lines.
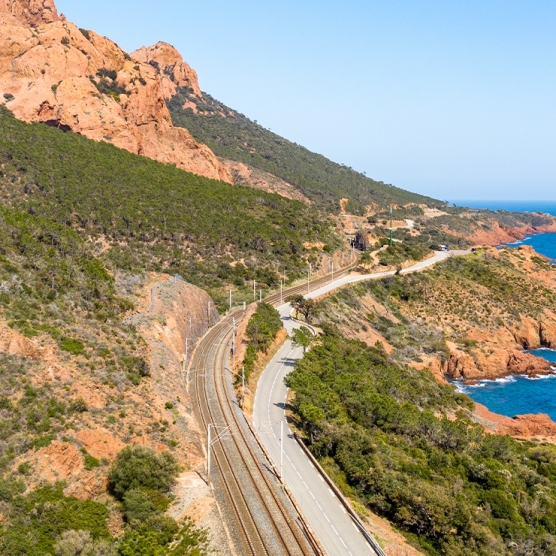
323, 513, 330, 523
328, 488, 334, 496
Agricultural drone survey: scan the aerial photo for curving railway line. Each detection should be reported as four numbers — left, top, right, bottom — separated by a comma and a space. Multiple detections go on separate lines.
192, 313, 316, 555
190, 260, 359, 555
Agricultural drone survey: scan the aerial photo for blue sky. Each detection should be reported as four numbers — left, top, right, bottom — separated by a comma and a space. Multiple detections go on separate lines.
56, 0, 556, 201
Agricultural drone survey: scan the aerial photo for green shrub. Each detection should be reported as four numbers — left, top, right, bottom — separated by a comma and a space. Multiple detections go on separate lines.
0, 483, 111, 555
240, 302, 283, 383
54, 530, 115, 556
108, 446, 180, 500
61, 338, 85, 355
123, 489, 156, 523
81, 448, 100, 470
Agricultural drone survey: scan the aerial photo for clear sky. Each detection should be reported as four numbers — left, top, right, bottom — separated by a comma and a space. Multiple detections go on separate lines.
56, 0, 556, 201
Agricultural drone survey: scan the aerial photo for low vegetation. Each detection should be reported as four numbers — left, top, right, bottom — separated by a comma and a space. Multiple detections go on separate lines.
365, 249, 556, 333
241, 302, 283, 382
287, 330, 556, 555
313, 248, 556, 367
0, 446, 207, 555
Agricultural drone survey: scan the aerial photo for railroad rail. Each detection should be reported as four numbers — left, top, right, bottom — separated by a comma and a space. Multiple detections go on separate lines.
192, 315, 316, 554
191, 259, 360, 555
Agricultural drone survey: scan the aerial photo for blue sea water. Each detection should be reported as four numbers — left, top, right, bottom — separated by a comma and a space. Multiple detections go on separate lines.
448, 200, 556, 418
450, 200, 556, 216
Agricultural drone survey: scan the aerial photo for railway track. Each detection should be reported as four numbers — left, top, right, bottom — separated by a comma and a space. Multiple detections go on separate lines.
193, 316, 316, 555
191, 260, 359, 555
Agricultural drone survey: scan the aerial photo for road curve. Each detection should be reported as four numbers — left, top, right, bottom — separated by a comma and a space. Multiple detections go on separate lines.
253, 250, 466, 555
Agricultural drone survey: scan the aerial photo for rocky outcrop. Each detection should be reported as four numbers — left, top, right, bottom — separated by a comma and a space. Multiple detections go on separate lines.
474, 403, 556, 441
0, 2, 232, 182
0, 0, 60, 27
445, 314, 556, 381
540, 320, 556, 348
458, 217, 556, 247
131, 41, 201, 98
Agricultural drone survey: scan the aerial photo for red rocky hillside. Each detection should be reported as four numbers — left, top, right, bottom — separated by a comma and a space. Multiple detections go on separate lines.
0, 0, 231, 182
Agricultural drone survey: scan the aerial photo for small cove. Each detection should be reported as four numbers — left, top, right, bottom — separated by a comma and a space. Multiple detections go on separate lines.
447, 201, 556, 418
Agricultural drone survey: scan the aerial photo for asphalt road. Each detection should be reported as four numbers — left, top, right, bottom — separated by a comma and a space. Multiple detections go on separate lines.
253, 250, 465, 555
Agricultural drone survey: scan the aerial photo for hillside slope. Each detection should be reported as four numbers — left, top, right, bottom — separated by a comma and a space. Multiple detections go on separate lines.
167, 87, 441, 214
0, 107, 338, 307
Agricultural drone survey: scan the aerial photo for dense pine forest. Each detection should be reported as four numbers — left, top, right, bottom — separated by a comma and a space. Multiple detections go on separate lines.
0, 107, 339, 308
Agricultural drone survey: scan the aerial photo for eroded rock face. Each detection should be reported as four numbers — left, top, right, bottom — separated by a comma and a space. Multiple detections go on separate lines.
0, 5, 232, 182
475, 403, 556, 441
0, 0, 59, 27
540, 320, 556, 348
131, 41, 201, 98
445, 316, 555, 381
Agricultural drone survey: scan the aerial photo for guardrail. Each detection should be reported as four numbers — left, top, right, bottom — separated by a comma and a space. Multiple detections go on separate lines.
294, 433, 387, 556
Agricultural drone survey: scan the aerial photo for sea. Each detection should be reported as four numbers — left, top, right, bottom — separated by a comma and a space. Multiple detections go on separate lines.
448, 200, 556, 420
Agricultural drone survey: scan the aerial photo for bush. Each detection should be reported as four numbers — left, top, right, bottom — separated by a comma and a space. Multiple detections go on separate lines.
108, 446, 180, 500
61, 338, 85, 355
0, 483, 111, 555
122, 489, 156, 523
54, 530, 115, 556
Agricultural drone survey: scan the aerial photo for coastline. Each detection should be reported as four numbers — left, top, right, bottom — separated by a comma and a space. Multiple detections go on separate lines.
440, 226, 556, 434
468, 219, 556, 247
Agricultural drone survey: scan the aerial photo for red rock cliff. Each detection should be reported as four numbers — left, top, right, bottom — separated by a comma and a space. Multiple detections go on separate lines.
131, 42, 202, 99
0, 1, 231, 183
0, 0, 59, 26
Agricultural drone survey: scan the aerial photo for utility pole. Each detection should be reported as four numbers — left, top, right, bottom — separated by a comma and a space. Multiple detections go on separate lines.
207, 425, 211, 485
280, 279, 283, 305
241, 366, 245, 408
389, 205, 393, 247
189, 316, 193, 332
232, 318, 236, 370
253, 280, 256, 301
